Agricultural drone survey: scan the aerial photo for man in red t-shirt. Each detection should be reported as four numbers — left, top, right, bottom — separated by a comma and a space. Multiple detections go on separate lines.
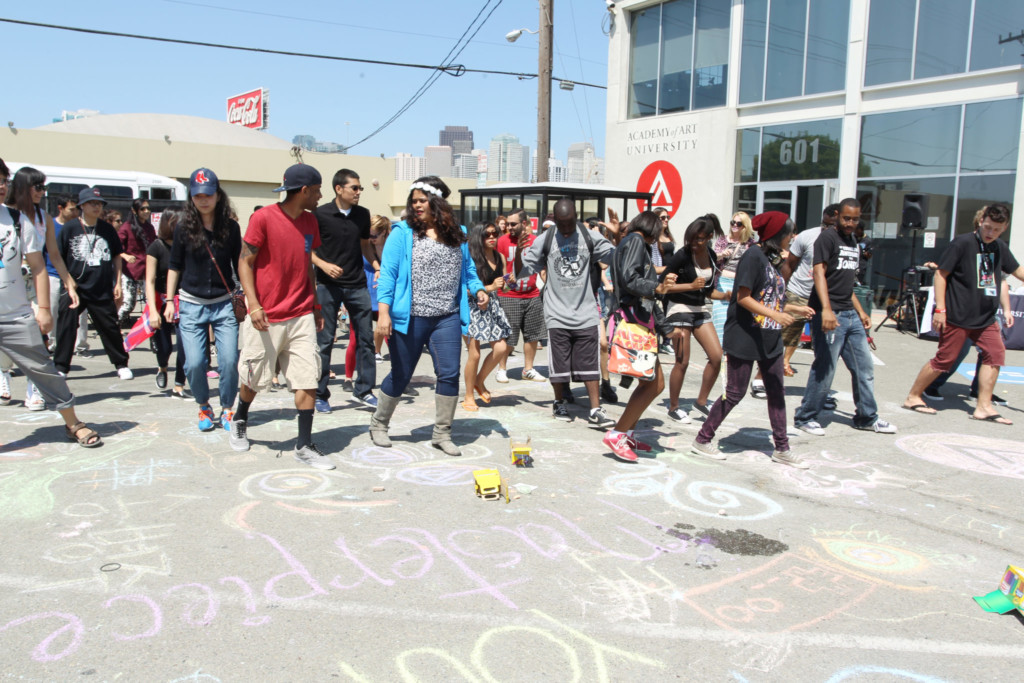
230, 163, 334, 470
495, 210, 547, 383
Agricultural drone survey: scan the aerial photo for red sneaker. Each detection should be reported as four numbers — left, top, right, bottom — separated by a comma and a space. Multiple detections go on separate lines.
603, 431, 638, 462
626, 434, 651, 452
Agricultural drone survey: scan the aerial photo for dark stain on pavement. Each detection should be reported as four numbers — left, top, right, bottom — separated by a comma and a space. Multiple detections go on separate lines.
667, 523, 788, 557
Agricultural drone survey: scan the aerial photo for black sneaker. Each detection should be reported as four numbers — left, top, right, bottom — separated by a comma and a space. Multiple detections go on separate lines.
552, 400, 571, 421
692, 402, 711, 419
155, 369, 167, 390
588, 407, 616, 429
922, 388, 943, 401
600, 379, 618, 404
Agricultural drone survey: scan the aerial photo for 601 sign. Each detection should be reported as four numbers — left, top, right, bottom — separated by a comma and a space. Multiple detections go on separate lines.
779, 138, 820, 166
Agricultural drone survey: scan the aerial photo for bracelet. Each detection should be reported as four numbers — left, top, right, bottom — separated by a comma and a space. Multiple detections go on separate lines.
934, 308, 946, 314
313, 304, 322, 311
37, 306, 50, 310
250, 306, 263, 314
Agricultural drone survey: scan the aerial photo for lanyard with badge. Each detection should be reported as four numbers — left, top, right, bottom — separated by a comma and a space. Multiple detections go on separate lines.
975, 231, 997, 297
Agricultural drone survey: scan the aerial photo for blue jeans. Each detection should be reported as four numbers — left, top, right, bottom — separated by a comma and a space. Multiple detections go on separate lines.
316, 283, 375, 400
381, 312, 461, 398
178, 299, 239, 410
794, 309, 877, 429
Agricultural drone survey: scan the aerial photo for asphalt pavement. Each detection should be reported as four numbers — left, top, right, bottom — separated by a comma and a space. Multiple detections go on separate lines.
1, 313, 1022, 681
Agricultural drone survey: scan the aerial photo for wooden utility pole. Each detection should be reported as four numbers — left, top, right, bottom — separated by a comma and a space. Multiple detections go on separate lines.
536, 0, 553, 182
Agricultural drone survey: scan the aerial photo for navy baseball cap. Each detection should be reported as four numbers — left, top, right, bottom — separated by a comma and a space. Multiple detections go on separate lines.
272, 164, 322, 193
190, 168, 219, 196
77, 187, 107, 206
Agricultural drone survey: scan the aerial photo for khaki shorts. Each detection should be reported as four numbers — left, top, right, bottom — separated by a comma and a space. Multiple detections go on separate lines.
781, 292, 810, 348
238, 314, 320, 392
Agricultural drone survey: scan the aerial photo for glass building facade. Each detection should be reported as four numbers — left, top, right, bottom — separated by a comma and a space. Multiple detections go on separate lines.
609, 0, 1024, 307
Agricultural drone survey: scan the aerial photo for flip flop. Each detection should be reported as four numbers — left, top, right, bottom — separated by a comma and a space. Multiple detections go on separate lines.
783, 365, 797, 377
462, 400, 479, 412
474, 385, 492, 404
969, 413, 1012, 425
902, 403, 937, 415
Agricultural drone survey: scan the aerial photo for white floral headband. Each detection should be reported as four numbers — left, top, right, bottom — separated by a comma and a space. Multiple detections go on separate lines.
409, 182, 443, 198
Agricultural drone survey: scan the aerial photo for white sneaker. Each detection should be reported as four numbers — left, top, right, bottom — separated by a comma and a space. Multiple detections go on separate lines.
860, 419, 897, 434
117, 367, 134, 380
24, 382, 45, 411
522, 368, 547, 382
667, 408, 692, 424
690, 439, 727, 460
771, 449, 809, 469
796, 421, 825, 436
228, 419, 250, 452
294, 443, 335, 470
0, 370, 12, 406
495, 369, 509, 383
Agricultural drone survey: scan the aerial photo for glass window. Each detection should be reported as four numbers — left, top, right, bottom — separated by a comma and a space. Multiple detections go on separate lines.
961, 99, 1023, 173
914, 0, 970, 79
628, 6, 661, 118
859, 106, 961, 177
765, 0, 806, 100
739, 0, 767, 103
864, 0, 915, 86
956, 174, 1016, 241
759, 118, 842, 182
659, 0, 694, 114
735, 128, 761, 182
805, 0, 849, 94
733, 185, 757, 215
693, 0, 730, 109
971, 0, 1024, 71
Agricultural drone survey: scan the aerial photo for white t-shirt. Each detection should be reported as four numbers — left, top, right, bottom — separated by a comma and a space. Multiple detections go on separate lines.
787, 226, 823, 299
0, 206, 42, 321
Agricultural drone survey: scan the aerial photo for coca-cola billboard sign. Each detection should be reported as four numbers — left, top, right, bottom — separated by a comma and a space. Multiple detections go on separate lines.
226, 88, 269, 130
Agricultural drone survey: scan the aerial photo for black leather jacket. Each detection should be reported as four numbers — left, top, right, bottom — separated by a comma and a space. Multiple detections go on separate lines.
612, 232, 671, 336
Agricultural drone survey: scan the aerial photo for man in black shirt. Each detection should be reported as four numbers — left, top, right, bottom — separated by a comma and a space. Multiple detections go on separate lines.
793, 198, 896, 436
312, 169, 380, 412
53, 188, 131, 379
904, 203, 1023, 424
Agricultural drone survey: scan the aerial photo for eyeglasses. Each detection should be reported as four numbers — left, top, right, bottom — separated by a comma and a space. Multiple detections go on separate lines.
33, 183, 46, 192
347, 185, 364, 192
729, 220, 743, 227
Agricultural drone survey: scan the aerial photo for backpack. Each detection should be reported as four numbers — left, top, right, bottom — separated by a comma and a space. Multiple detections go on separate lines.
540, 221, 604, 295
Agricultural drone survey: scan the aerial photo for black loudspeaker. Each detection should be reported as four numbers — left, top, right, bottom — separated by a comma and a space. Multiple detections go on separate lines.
901, 193, 929, 229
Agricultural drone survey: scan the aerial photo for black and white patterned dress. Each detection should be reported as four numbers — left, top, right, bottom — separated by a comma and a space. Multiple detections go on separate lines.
410, 235, 462, 317
466, 251, 512, 343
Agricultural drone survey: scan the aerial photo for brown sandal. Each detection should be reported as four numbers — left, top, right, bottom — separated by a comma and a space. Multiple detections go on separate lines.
65, 422, 102, 448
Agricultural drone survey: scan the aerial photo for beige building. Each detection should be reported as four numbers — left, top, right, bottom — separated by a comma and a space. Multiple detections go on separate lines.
0, 113, 475, 225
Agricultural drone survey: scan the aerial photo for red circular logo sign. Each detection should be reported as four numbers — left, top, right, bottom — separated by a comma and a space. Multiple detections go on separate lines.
635, 160, 683, 217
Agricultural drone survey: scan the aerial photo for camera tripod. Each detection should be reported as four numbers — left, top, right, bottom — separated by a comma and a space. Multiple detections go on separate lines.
875, 226, 924, 335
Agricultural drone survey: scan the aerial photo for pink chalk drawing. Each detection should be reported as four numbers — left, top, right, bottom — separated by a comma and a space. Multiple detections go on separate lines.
895, 433, 1024, 479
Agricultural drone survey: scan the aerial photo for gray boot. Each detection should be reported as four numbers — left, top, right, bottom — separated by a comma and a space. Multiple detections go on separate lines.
431, 394, 462, 456
369, 393, 401, 447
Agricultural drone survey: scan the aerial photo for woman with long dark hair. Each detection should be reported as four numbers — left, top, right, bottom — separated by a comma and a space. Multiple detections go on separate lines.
690, 212, 814, 468
602, 210, 682, 462
164, 168, 241, 431
146, 209, 186, 396
462, 222, 511, 411
370, 176, 487, 455
662, 215, 730, 423
117, 198, 157, 325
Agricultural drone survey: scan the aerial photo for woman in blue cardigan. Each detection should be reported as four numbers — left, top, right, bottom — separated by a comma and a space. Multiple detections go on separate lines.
371, 176, 488, 455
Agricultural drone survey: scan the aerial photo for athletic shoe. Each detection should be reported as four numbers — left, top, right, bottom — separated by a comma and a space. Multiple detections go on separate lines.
495, 369, 509, 383
24, 382, 45, 411
522, 368, 547, 382
197, 406, 216, 432
0, 370, 11, 406
552, 400, 571, 421
117, 367, 134, 380
922, 388, 943, 401
857, 419, 897, 434
603, 431, 638, 462
294, 443, 335, 470
823, 397, 838, 411
375, 353, 384, 363
228, 419, 250, 452
689, 439, 727, 460
771, 449, 809, 469
600, 379, 618, 404
796, 421, 825, 436
206, 370, 219, 379
315, 399, 331, 413
588, 407, 616, 429
667, 408, 692, 424
155, 370, 168, 389
220, 410, 234, 431
751, 382, 766, 399
625, 433, 652, 452
355, 392, 379, 409
691, 402, 711, 419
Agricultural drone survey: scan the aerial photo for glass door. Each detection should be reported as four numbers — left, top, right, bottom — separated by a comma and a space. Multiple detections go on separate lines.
757, 181, 831, 231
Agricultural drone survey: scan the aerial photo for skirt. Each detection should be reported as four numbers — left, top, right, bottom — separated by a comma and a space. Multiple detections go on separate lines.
467, 296, 513, 343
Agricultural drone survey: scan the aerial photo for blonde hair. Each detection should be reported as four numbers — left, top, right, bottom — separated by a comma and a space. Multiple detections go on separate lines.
371, 214, 391, 239
732, 211, 754, 243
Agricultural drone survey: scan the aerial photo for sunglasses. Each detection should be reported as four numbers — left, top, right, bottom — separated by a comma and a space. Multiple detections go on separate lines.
659, 215, 669, 221
484, 231, 498, 237
347, 185, 364, 192
730, 220, 743, 227
33, 183, 46, 191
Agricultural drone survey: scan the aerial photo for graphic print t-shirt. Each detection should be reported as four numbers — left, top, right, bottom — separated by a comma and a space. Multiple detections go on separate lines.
808, 228, 859, 312
496, 233, 539, 298
0, 207, 42, 321
57, 218, 123, 300
938, 232, 1020, 329
724, 247, 786, 361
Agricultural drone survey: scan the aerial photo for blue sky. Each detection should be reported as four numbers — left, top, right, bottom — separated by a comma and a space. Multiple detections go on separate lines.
2, 0, 610, 161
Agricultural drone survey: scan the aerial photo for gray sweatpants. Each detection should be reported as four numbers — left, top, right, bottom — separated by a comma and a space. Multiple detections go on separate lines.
0, 313, 75, 410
